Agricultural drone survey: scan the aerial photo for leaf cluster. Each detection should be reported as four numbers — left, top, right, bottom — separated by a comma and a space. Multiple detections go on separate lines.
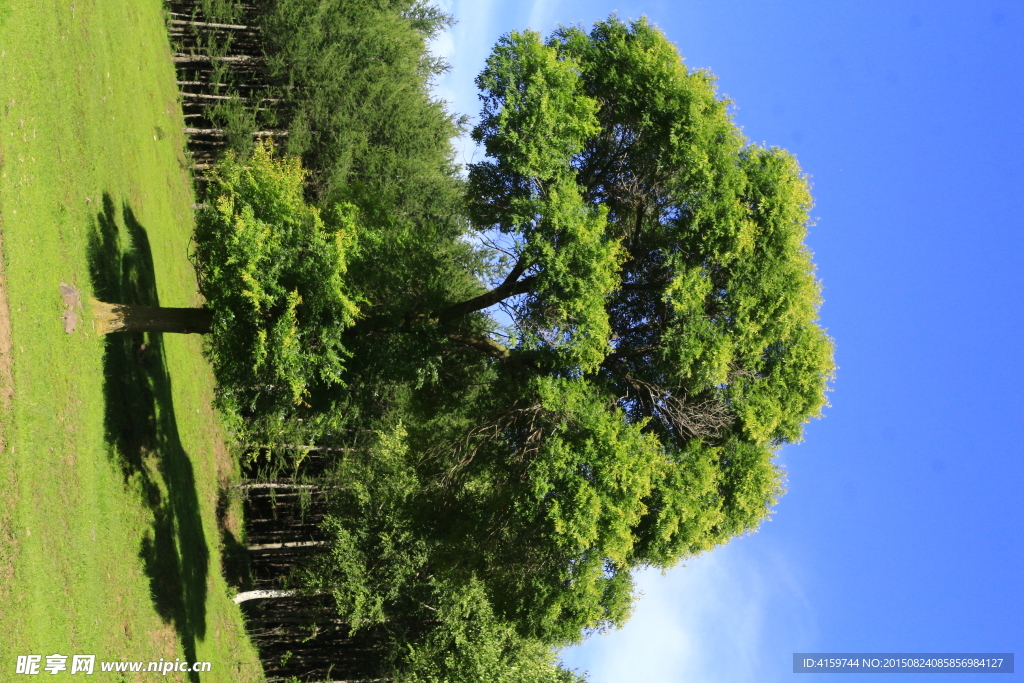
193, 142, 359, 418
198, 0, 463, 209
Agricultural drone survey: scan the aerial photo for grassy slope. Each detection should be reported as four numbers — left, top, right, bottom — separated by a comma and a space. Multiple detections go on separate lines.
0, 0, 263, 680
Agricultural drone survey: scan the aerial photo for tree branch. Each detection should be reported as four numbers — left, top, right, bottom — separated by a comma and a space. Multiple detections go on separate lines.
344, 259, 534, 360
445, 331, 510, 359
433, 257, 535, 324
618, 278, 670, 291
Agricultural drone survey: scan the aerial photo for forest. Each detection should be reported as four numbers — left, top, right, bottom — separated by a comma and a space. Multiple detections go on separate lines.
146, 0, 837, 680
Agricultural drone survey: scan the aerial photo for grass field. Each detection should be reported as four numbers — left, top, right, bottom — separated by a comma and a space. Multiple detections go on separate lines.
0, 0, 264, 680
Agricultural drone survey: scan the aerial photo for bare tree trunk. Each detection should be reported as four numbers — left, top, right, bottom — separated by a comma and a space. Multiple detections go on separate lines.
232, 482, 322, 491
92, 300, 213, 334
248, 541, 326, 553
234, 589, 301, 603
183, 126, 286, 134
173, 54, 265, 64
169, 18, 254, 30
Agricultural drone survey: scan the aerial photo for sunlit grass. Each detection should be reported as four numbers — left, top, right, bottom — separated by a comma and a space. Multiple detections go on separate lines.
0, 1, 263, 679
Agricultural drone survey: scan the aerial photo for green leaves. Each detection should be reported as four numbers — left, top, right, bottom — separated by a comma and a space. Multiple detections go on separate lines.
529, 378, 662, 569
228, 13, 836, 673
396, 579, 586, 683
259, 0, 463, 207
507, 378, 661, 640
470, 31, 624, 373
301, 423, 425, 632
474, 30, 598, 181
523, 178, 621, 372
657, 144, 834, 444
193, 142, 359, 417
454, 16, 834, 638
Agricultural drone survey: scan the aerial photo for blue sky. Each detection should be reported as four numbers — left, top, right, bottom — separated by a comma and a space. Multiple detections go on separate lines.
429, 0, 1023, 681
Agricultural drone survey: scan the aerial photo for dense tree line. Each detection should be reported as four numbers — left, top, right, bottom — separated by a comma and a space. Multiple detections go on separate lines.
147, 4, 836, 681
168, 0, 461, 207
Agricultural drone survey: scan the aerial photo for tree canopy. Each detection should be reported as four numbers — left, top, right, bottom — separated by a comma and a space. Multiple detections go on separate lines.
233, 13, 834, 656
156, 9, 834, 680
192, 143, 360, 418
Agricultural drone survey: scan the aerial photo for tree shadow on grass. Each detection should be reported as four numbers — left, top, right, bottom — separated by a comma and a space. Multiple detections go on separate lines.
88, 193, 208, 682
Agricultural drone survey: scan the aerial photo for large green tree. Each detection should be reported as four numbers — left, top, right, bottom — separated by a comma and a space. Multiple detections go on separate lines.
293, 14, 834, 651
101, 9, 833, 662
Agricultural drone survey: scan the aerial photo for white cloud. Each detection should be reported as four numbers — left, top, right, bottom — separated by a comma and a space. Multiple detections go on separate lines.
526, 0, 560, 33
559, 540, 817, 683
428, 0, 581, 169
428, 0, 505, 168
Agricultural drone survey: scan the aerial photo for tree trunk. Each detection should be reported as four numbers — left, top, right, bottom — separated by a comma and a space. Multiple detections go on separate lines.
248, 541, 326, 553
233, 589, 301, 604
231, 482, 321, 490
92, 300, 213, 334
173, 54, 264, 64
169, 18, 254, 31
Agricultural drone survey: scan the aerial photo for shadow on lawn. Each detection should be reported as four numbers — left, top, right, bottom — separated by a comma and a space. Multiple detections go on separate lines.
88, 193, 208, 682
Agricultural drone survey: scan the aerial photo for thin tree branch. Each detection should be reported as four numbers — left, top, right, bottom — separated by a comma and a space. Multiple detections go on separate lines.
345, 258, 535, 343
433, 258, 534, 324
444, 331, 510, 359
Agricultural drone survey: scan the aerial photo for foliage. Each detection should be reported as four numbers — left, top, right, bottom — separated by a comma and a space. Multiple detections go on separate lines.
294, 426, 589, 681
194, 0, 463, 208
287, 14, 834, 654
261, 0, 460, 203
297, 423, 425, 632
193, 142, 359, 418
395, 579, 588, 683
201, 10, 836, 681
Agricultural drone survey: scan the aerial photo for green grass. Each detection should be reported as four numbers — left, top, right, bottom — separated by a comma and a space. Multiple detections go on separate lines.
0, 1, 264, 680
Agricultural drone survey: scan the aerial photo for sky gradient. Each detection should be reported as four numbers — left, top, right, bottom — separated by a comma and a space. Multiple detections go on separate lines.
430, 1, 1023, 681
